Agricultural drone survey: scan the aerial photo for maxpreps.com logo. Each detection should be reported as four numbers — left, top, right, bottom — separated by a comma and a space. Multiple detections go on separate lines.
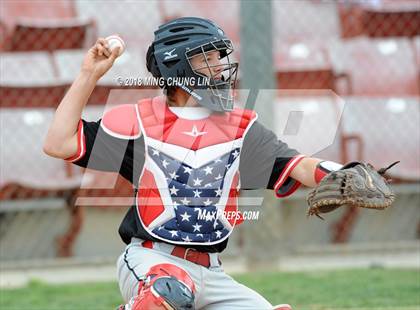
163, 48, 178, 60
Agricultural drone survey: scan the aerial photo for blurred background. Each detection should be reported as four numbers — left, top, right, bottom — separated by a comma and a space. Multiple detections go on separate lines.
0, 0, 419, 291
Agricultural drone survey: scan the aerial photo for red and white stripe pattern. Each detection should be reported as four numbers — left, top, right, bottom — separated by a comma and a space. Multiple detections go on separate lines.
65, 119, 86, 162
274, 154, 305, 198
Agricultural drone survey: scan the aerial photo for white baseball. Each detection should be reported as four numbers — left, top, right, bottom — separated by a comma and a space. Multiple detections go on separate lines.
105, 35, 125, 56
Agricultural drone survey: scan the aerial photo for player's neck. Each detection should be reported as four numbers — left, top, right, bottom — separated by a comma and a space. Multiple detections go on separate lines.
166, 89, 199, 108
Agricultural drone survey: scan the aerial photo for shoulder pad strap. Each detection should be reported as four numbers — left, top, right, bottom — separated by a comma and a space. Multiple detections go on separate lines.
222, 108, 258, 139
230, 108, 257, 123
101, 104, 141, 139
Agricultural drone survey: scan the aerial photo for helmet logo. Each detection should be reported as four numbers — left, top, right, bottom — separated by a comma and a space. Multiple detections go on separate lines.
163, 48, 178, 60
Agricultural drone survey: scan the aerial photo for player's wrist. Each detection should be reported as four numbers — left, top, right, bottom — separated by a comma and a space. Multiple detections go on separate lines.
78, 69, 101, 84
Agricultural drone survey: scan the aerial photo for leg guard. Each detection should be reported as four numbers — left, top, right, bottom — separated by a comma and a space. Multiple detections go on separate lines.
123, 263, 195, 310
273, 304, 292, 310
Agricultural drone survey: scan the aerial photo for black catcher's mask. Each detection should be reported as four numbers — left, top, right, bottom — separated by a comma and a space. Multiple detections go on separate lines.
146, 17, 238, 112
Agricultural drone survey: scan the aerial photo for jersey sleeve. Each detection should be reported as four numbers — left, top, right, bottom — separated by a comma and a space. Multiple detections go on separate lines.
239, 120, 305, 197
64, 119, 144, 184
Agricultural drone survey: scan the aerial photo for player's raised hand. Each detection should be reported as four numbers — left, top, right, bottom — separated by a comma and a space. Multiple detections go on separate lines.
81, 38, 120, 80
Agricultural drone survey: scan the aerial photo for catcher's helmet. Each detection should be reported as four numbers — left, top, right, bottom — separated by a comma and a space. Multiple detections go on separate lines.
146, 17, 238, 112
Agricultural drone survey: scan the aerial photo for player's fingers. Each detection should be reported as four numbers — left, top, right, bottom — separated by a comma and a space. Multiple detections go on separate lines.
94, 39, 113, 58
98, 38, 111, 52
102, 46, 111, 57
89, 44, 98, 55
109, 46, 120, 60
97, 44, 104, 56
96, 38, 107, 46
95, 38, 110, 55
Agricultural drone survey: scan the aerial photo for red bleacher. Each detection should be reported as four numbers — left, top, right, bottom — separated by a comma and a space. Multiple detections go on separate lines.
74, 0, 162, 51
361, 2, 420, 38
0, 84, 68, 107
328, 37, 419, 96
6, 17, 95, 52
338, 0, 420, 38
0, 107, 87, 256
0, 0, 78, 51
161, 0, 240, 44
273, 0, 340, 42
342, 97, 419, 181
274, 41, 352, 94
0, 51, 69, 107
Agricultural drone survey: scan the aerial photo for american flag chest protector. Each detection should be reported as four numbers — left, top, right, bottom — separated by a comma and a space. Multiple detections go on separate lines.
123, 96, 256, 246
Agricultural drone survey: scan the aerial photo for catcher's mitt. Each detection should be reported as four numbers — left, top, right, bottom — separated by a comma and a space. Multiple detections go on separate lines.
307, 161, 399, 219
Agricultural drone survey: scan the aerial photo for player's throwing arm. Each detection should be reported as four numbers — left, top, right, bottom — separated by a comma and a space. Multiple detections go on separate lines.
43, 36, 123, 159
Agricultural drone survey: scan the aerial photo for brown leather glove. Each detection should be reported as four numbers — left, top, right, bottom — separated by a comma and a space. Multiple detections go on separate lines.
306, 161, 399, 219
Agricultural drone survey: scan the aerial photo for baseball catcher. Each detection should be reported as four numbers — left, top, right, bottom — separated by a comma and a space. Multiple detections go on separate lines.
44, 17, 397, 310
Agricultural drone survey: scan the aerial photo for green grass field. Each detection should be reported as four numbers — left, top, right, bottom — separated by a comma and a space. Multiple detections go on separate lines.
0, 268, 419, 310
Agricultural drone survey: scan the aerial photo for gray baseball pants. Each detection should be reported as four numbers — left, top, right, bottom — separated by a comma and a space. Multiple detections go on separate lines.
117, 238, 273, 309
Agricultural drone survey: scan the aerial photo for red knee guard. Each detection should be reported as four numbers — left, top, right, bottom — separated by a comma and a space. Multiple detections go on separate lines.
273, 304, 292, 310
127, 263, 196, 310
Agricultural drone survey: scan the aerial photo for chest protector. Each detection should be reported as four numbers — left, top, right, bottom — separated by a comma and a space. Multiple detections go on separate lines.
105, 96, 257, 246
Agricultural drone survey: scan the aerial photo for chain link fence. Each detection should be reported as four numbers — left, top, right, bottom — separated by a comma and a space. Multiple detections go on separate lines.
0, 0, 419, 262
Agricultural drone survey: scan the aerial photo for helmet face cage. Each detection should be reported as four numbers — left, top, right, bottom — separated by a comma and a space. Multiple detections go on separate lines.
185, 39, 238, 111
